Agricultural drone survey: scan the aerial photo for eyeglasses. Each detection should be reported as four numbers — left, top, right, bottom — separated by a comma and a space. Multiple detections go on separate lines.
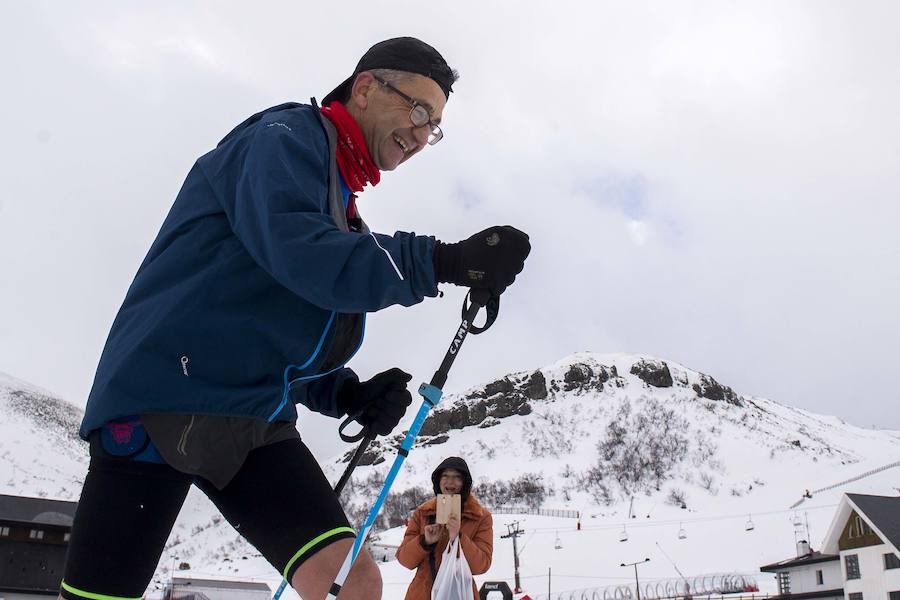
373, 76, 444, 145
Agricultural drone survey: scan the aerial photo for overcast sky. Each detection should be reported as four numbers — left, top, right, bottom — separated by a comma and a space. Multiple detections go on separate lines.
2, 1, 898, 458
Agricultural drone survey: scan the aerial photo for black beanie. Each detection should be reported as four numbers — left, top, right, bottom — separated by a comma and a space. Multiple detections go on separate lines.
431, 456, 473, 501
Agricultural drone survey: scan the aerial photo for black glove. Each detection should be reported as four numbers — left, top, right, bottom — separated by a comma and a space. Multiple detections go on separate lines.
337, 368, 413, 436
433, 226, 531, 294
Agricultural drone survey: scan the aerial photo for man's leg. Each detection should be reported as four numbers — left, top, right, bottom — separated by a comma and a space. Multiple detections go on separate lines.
291, 538, 382, 600
196, 438, 382, 600
60, 449, 192, 600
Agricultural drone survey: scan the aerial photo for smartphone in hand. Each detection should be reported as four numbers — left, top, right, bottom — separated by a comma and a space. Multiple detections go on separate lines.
435, 494, 461, 524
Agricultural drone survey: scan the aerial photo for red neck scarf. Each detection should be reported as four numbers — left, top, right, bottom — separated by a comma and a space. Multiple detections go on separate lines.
320, 101, 380, 194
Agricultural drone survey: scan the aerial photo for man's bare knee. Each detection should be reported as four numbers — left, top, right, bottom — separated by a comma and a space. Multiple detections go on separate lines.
342, 551, 382, 598
291, 539, 382, 600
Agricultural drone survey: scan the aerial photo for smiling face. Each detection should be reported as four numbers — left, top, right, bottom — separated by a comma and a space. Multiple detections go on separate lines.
344, 71, 446, 171
439, 468, 464, 495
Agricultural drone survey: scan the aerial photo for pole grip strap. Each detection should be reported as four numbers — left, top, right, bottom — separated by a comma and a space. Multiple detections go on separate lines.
463, 289, 499, 334
338, 412, 370, 443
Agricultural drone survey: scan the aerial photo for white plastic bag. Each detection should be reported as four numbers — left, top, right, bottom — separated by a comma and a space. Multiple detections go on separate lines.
431, 538, 474, 600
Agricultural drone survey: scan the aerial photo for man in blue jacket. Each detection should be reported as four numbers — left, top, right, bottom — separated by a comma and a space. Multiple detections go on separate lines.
60, 37, 529, 600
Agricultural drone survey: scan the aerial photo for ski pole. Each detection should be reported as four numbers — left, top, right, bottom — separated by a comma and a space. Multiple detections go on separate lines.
323, 289, 492, 600
273, 289, 493, 599
334, 430, 376, 497
271, 425, 374, 600
333, 401, 380, 497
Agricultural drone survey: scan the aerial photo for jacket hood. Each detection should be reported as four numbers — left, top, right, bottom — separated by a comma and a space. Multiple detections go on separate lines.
431, 456, 472, 501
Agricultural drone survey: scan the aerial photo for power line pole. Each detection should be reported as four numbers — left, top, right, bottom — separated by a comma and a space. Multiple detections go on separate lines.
501, 521, 525, 593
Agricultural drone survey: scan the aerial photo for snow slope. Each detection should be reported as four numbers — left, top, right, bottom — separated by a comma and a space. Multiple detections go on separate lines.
2, 354, 898, 599
0, 371, 87, 500
330, 352, 900, 598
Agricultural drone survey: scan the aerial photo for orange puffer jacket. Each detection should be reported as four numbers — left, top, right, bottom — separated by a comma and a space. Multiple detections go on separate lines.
396, 494, 493, 600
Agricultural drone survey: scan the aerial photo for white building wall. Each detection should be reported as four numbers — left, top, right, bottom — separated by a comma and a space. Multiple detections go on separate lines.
0, 593, 58, 600
785, 561, 843, 594
183, 585, 270, 600
840, 544, 900, 600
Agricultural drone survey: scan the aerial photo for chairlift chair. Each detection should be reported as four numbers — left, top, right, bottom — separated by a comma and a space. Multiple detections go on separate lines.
745, 515, 755, 531
678, 523, 687, 539
619, 525, 629, 542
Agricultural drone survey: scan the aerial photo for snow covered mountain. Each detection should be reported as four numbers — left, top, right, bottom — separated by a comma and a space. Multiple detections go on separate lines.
2, 354, 899, 599
333, 352, 900, 511
0, 372, 87, 500
336, 352, 900, 599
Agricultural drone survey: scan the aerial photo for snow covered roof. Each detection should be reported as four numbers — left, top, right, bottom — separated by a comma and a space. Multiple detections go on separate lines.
821, 493, 900, 556
764, 590, 845, 600
0, 493, 77, 527
760, 550, 840, 572
172, 578, 271, 592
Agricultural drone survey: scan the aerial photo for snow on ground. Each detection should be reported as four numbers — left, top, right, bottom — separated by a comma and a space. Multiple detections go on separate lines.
2, 354, 899, 600
0, 371, 87, 500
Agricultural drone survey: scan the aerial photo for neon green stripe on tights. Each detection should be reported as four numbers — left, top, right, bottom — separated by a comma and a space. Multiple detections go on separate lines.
61, 581, 143, 600
282, 526, 357, 580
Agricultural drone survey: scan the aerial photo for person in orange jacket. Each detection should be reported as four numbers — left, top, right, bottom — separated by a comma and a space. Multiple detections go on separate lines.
397, 457, 493, 599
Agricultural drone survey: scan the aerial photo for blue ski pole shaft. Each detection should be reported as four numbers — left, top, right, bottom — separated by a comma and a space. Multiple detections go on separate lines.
274, 411, 425, 600
275, 290, 489, 599
272, 430, 375, 600
321, 290, 488, 600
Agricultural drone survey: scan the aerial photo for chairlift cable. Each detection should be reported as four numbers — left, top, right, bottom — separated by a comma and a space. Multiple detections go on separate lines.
789, 458, 900, 509
522, 502, 838, 533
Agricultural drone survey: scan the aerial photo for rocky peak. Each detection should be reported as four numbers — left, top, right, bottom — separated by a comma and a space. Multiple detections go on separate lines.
630, 359, 674, 388
693, 373, 743, 406
341, 353, 753, 466
417, 370, 542, 437
558, 362, 619, 393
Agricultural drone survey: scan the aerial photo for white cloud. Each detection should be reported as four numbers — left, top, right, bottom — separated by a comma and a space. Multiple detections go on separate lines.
627, 219, 650, 246
1, 1, 899, 459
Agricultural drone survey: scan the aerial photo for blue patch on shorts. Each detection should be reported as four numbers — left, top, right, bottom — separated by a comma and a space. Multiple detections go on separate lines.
99, 416, 165, 464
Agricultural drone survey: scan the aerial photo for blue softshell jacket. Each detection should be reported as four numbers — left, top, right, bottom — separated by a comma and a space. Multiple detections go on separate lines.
80, 103, 439, 439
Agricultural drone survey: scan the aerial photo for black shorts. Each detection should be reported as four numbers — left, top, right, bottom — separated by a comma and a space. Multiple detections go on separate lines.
61, 436, 355, 600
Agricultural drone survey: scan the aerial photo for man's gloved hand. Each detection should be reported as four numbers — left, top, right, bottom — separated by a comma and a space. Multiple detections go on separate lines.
337, 368, 413, 436
433, 226, 531, 295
